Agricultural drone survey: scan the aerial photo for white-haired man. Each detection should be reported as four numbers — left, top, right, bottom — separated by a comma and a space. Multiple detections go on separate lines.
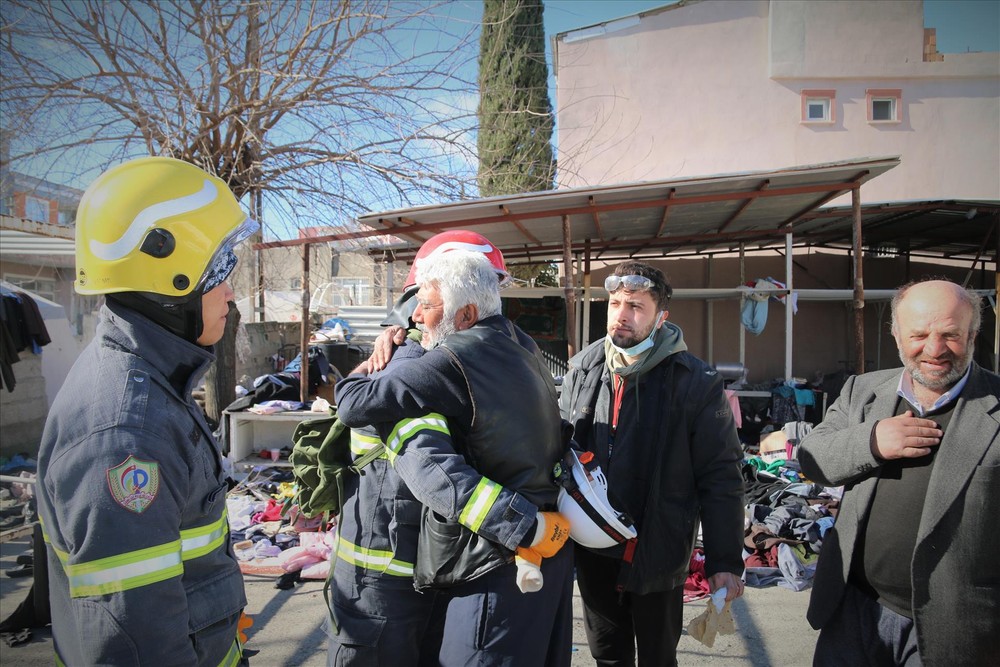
334, 250, 574, 666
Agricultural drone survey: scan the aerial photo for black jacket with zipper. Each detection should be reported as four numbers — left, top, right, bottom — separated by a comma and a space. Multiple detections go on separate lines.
559, 340, 745, 594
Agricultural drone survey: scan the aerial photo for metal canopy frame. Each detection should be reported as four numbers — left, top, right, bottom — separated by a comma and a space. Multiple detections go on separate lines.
260, 156, 907, 263
251, 155, 1000, 386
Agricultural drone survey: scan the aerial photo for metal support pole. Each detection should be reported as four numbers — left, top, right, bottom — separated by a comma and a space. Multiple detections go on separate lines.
707, 255, 714, 366
562, 215, 577, 359
852, 186, 865, 375
254, 189, 265, 322
784, 233, 793, 380
582, 239, 592, 348
739, 243, 746, 368
299, 244, 311, 404
385, 256, 394, 313
994, 242, 999, 374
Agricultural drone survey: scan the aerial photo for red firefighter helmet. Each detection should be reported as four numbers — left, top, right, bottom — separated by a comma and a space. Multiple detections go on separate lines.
405, 230, 510, 289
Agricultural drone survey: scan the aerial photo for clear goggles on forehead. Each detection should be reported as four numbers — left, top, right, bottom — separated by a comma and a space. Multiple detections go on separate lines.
605, 274, 655, 293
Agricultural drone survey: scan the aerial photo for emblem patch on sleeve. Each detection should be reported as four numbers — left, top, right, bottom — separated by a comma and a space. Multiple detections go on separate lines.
107, 456, 160, 513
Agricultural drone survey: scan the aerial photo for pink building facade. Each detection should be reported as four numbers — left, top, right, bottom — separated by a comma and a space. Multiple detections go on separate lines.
553, 0, 999, 205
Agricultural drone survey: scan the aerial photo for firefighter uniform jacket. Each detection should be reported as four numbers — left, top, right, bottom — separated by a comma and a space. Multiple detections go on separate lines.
335, 340, 427, 579
37, 301, 246, 666
335, 315, 564, 586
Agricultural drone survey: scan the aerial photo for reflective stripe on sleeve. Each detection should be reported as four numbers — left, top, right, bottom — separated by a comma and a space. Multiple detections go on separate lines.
458, 478, 502, 533
335, 535, 414, 577
42, 511, 231, 598
180, 509, 230, 561
385, 412, 449, 464
64, 540, 184, 597
350, 430, 388, 459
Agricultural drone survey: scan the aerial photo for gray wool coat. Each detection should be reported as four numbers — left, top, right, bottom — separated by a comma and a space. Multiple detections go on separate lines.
798, 363, 1000, 667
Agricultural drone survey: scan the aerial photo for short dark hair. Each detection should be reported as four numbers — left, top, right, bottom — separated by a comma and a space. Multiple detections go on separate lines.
613, 261, 672, 310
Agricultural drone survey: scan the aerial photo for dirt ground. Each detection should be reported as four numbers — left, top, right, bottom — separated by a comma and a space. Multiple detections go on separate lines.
1, 532, 818, 666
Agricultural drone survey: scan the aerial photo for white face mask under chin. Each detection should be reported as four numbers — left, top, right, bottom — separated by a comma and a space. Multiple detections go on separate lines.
608, 311, 663, 357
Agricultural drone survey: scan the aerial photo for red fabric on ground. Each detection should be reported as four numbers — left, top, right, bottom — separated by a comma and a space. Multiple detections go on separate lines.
684, 548, 711, 603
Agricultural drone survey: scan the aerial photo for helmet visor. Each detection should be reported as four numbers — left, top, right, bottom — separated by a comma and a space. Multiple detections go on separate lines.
196, 215, 259, 293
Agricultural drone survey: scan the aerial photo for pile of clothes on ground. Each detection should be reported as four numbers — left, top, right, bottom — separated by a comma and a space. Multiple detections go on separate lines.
226, 467, 336, 589
0, 456, 38, 532
739, 428, 840, 592
0, 456, 47, 648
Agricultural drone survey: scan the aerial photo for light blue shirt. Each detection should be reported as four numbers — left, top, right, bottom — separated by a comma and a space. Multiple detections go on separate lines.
896, 365, 971, 416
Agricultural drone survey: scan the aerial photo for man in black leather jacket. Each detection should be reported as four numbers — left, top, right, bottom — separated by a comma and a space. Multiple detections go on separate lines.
335, 249, 573, 667
560, 260, 746, 667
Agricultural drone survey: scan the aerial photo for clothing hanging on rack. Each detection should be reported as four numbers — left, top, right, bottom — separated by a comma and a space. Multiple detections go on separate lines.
0, 285, 53, 392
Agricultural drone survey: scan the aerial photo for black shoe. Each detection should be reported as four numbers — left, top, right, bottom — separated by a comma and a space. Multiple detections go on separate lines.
274, 571, 301, 590
4, 564, 32, 578
15, 554, 32, 566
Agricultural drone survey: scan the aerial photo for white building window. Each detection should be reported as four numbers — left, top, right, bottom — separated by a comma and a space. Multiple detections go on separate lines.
3, 273, 56, 301
867, 89, 901, 123
24, 196, 51, 223
311, 278, 371, 310
806, 98, 830, 121
801, 90, 835, 123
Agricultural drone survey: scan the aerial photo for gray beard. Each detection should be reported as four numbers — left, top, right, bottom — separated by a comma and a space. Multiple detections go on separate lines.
423, 318, 458, 350
901, 348, 973, 391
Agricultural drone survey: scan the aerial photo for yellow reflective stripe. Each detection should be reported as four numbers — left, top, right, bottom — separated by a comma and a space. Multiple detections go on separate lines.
67, 540, 183, 597
40, 523, 71, 566
385, 413, 449, 464
459, 478, 502, 533
54, 623, 240, 666
336, 536, 414, 577
180, 510, 229, 561
46, 510, 229, 597
350, 430, 387, 459
219, 638, 242, 667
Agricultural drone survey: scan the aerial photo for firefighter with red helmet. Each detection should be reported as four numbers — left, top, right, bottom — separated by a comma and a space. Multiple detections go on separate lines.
331, 233, 573, 666
36, 157, 256, 665
329, 231, 541, 665
373, 229, 511, 366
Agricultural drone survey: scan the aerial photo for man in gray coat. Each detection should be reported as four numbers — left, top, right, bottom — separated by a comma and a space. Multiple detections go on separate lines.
799, 279, 999, 667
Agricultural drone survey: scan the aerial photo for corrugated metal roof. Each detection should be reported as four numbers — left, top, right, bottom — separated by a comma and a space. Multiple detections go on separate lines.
259, 156, 902, 263
0, 229, 75, 255
0, 223, 76, 269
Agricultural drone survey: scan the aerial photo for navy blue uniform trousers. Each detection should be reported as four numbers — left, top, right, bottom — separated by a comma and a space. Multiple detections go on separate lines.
438, 543, 575, 667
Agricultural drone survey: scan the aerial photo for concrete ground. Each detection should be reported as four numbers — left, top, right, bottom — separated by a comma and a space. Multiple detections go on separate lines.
2, 533, 818, 666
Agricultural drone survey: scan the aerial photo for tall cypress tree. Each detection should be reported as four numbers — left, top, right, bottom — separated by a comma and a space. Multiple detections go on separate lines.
478, 0, 555, 197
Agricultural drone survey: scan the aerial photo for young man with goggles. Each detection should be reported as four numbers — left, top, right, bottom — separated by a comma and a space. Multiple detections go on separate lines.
560, 260, 746, 666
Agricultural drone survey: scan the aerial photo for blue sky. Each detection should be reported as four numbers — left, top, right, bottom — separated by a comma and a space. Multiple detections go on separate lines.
542, 1, 1000, 53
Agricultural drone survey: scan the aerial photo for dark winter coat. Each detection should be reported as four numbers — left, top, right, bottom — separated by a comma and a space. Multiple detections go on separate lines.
559, 340, 745, 594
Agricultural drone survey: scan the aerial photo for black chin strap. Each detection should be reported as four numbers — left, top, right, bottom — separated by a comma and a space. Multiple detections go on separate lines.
107, 291, 204, 343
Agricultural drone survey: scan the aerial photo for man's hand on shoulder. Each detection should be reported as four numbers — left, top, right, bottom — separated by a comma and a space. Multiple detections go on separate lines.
369, 325, 408, 372
871, 411, 942, 460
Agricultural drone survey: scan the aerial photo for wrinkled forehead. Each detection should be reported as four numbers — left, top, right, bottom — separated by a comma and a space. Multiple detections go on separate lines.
897, 291, 974, 332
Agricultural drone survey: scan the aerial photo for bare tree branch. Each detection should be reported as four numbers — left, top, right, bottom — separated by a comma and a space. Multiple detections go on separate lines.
1, 0, 480, 239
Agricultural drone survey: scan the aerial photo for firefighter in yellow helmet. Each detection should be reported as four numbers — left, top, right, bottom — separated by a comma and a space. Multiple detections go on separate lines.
37, 156, 257, 666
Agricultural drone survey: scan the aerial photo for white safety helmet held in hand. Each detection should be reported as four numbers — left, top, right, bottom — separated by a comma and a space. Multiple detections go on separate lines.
556, 449, 637, 549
